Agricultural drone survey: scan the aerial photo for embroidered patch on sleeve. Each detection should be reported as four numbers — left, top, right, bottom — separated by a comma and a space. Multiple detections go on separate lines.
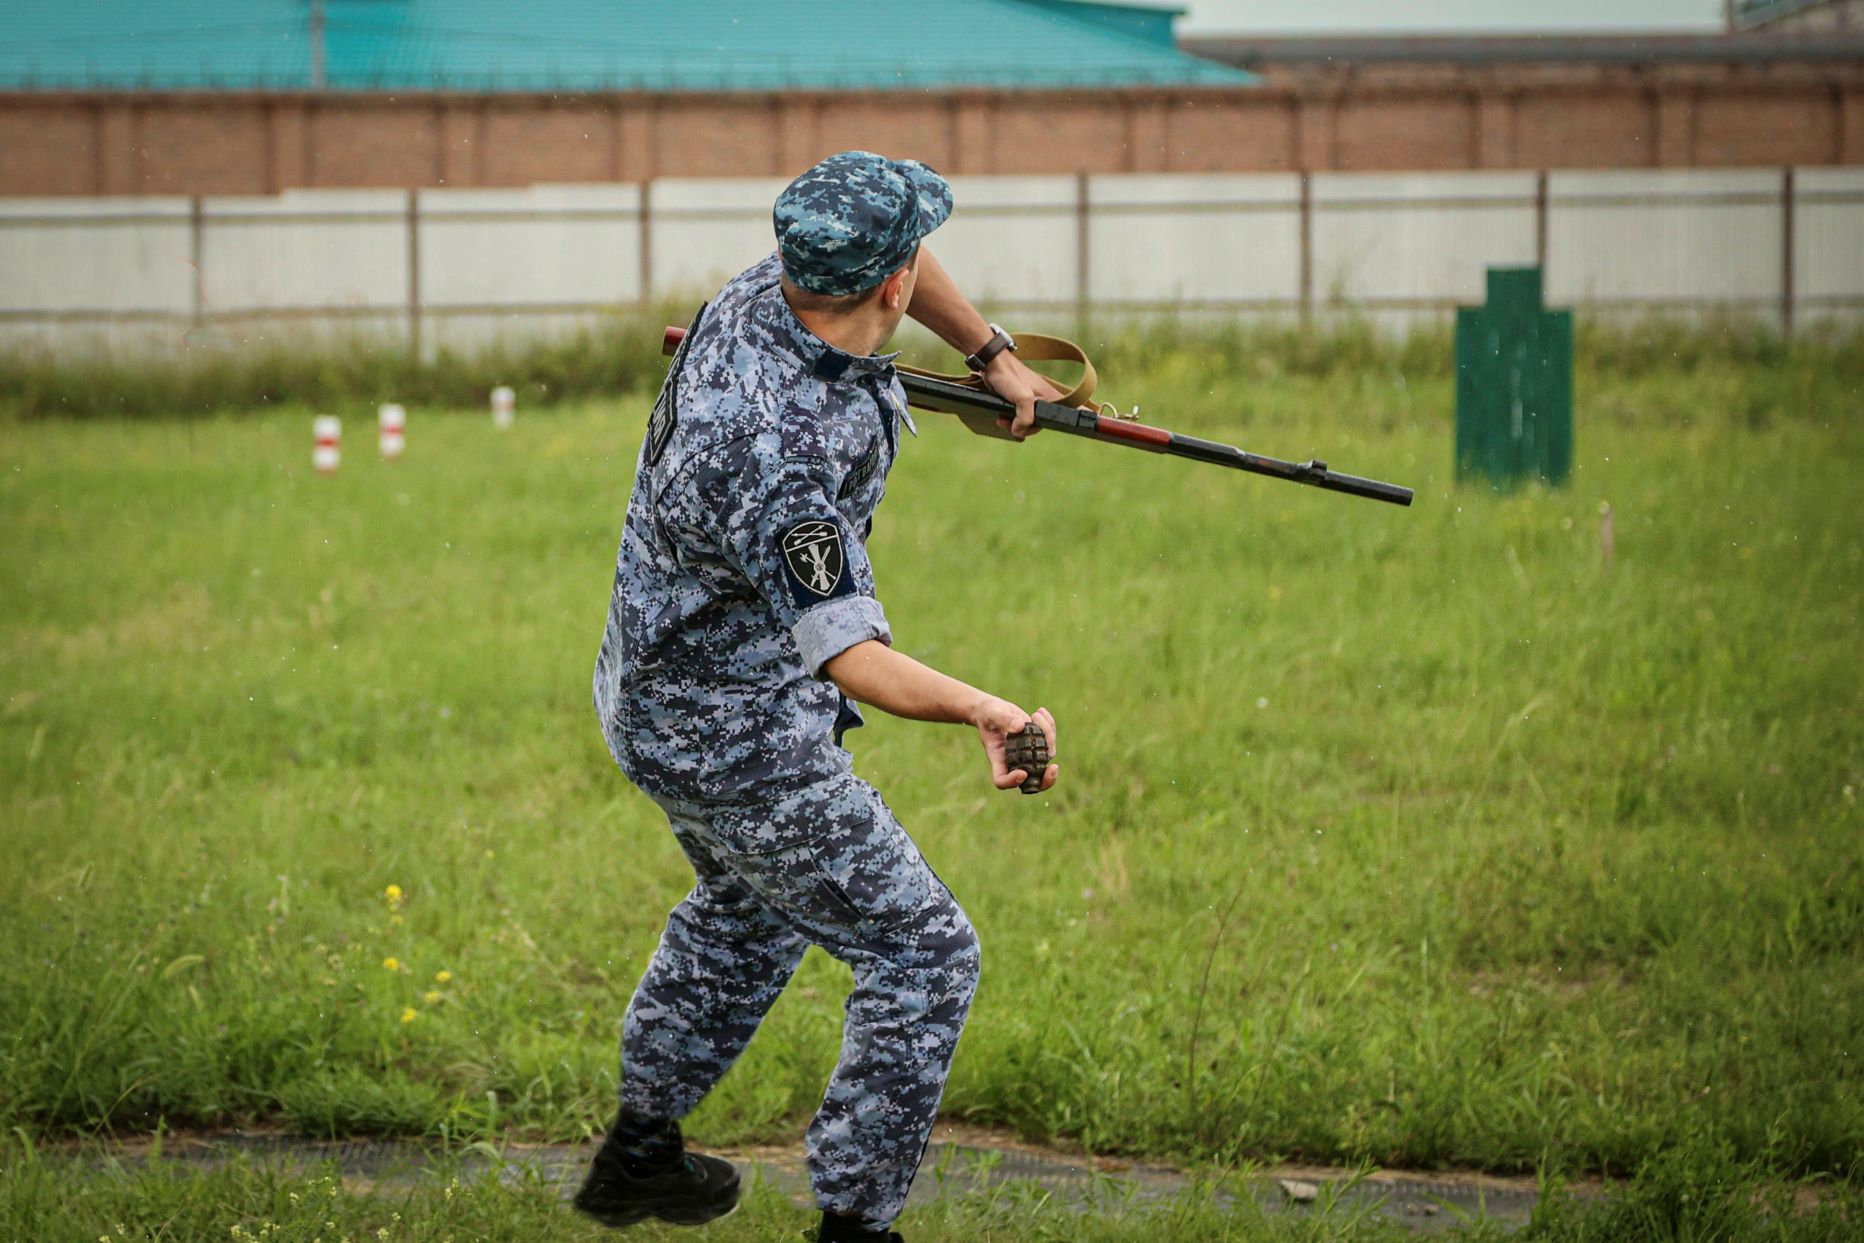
779, 518, 855, 607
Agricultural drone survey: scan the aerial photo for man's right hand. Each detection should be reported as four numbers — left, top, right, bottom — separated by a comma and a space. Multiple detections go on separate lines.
981, 351, 1066, 441
974, 698, 1059, 793
823, 641, 1060, 793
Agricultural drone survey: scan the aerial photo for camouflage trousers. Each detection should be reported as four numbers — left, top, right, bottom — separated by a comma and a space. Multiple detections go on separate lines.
619, 768, 981, 1229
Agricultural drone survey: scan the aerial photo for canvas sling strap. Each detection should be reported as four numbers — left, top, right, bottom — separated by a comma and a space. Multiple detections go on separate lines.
897, 331, 1099, 409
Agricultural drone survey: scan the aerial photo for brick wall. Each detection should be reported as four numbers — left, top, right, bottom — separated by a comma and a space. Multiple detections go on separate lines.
2, 78, 1858, 197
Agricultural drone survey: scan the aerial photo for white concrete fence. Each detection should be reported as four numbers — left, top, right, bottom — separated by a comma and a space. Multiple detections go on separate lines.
1, 166, 1859, 355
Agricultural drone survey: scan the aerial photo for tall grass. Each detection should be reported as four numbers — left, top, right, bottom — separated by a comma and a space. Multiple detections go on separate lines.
0, 311, 681, 421
4, 311, 1860, 420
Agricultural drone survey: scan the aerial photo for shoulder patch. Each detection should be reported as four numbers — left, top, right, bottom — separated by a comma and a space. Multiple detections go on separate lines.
779, 518, 854, 607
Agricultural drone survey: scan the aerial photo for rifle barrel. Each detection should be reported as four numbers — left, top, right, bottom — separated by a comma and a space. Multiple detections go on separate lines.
900, 373, 1414, 507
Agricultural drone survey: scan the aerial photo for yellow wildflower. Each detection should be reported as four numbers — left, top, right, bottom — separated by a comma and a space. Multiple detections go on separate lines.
423, 990, 441, 1005
434, 969, 452, 983
382, 957, 400, 972
384, 884, 403, 905
400, 1007, 418, 1024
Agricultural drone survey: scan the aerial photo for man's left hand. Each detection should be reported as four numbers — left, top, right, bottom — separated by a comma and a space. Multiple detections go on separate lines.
982, 353, 1066, 440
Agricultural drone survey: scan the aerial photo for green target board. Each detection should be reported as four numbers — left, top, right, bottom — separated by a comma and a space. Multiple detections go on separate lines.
1455, 267, 1573, 489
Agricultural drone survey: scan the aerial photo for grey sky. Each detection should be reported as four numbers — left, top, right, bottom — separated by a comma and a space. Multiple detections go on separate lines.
1176, 0, 1726, 34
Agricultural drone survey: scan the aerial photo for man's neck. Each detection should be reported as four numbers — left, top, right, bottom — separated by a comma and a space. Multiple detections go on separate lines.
783, 291, 887, 358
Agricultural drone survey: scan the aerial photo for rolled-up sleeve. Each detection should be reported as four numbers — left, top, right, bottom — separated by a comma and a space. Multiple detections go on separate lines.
791, 593, 891, 677
694, 447, 892, 677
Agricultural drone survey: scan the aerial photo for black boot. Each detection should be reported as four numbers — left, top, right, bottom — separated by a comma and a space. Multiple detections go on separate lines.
817, 1211, 903, 1242
572, 1113, 740, 1229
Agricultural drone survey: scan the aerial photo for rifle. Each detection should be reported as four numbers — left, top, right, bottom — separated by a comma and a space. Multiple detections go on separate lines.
660, 326, 1413, 507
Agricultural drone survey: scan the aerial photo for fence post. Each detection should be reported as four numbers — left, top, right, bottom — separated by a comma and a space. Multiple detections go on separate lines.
1298, 170, 1313, 325
639, 178, 654, 305
1781, 166, 1796, 340
1534, 169, 1549, 273
189, 194, 205, 331
406, 187, 422, 360
1074, 170, 1090, 329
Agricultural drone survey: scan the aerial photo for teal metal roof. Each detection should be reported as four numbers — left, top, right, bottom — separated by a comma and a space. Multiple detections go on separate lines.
0, 0, 1254, 92
1733, 0, 1831, 26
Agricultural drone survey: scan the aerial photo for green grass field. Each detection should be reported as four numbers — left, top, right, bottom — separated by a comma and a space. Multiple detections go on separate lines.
2, 335, 1860, 1239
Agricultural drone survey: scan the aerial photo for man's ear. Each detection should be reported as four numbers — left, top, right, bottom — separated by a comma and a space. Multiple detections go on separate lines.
880, 263, 911, 310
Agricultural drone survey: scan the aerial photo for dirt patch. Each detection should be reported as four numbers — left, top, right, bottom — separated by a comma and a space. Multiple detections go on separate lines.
60, 1120, 1602, 1233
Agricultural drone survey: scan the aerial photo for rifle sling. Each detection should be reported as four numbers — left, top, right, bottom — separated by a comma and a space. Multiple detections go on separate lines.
897, 332, 1098, 409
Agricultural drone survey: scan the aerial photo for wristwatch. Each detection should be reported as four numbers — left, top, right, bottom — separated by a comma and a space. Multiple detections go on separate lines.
964, 323, 1017, 373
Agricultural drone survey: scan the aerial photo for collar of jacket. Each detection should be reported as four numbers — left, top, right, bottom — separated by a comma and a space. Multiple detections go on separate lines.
752, 282, 902, 384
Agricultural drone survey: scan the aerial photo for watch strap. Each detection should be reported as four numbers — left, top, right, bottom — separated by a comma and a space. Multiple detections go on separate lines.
964, 324, 1016, 373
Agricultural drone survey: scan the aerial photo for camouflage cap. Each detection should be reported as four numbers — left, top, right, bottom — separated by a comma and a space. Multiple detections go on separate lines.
774, 151, 953, 297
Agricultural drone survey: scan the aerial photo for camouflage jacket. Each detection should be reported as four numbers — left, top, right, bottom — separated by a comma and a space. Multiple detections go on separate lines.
593, 253, 916, 802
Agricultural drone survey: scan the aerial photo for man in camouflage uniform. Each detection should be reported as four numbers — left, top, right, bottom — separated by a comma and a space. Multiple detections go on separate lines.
578, 151, 1060, 1243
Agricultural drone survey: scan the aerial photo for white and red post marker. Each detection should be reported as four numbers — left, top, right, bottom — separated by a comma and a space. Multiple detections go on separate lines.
313, 416, 341, 474
490, 385, 515, 429
378, 403, 406, 459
